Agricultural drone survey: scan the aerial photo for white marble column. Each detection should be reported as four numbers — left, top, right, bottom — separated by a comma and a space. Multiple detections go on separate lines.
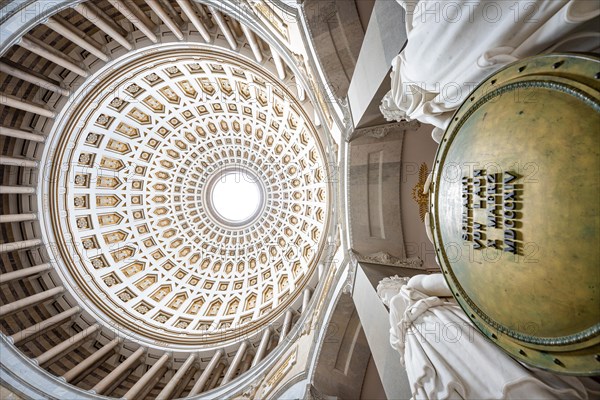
0, 126, 45, 142
278, 309, 294, 344
188, 349, 223, 396
302, 288, 312, 312
92, 347, 145, 395
0, 239, 42, 254
221, 341, 248, 385
0, 156, 38, 168
62, 338, 121, 384
0, 61, 69, 96
207, 362, 226, 390
107, 0, 158, 43
351, 262, 411, 399
241, 24, 263, 63
176, 0, 210, 42
124, 353, 169, 400
0, 213, 37, 224
271, 50, 286, 80
0, 186, 36, 194
72, 3, 132, 50
11, 306, 80, 345
251, 327, 272, 367
208, 7, 237, 50
36, 324, 100, 366
156, 353, 196, 399
44, 17, 109, 61
18, 36, 88, 77
347, 0, 407, 127
1, 93, 56, 118
0, 263, 50, 284
0, 286, 64, 318
145, 0, 184, 40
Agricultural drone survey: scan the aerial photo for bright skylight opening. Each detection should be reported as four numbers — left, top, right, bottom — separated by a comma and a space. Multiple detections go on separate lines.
211, 172, 261, 223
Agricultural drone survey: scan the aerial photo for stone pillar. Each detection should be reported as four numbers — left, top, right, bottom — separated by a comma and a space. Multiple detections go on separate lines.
44, 17, 108, 61
62, 338, 121, 384
72, 3, 132, 50
302, 288, 312, 312
11, 306, 80, 345
145, 0, 184, 40
0, 263, 51, 285
188, 349, 223, 396
222, 341, 248, 385
238, 353, 253, 375
208, 7, 237, 50
36, 324, 100, 366
0, 186, 36, 194
241, 24, 263, 62
271, 50, 286, 80
0, 213, 37, 224
251, 327, 272, 367
0, 126, 45, 142
175, 0, 210, 42
123, 353, 169, 400
278, 309, 294, 344
206, 362, 227, 390
91, 347, 145, 395
0, 286, 64, 318
107, 0, 157, 42
0, 93, 55, 118
0, 156, 38, 168
156, 353, 196, 400
18, 36, 88, 77
347, 0, 407, 127
0, 239, 43, 254
351, 262, 411, 399
0, 61, 69, 96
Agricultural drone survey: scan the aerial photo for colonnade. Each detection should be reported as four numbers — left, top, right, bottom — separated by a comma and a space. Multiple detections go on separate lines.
0, 0, 313, 397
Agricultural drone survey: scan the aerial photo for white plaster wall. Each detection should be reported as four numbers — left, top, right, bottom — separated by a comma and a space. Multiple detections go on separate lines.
400, 124, 440, 269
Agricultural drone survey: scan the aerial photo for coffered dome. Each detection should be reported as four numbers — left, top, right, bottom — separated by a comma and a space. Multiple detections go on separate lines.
45, 48, 330, 347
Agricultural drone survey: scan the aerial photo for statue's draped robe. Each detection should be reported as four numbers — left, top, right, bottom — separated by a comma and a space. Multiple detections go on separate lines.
381, 0, 600, 140
387, 274, 600, 399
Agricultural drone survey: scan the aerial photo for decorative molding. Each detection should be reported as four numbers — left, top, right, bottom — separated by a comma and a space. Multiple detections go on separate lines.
260, 347, 298, 396
338, 96, 354, 140
235, 374, 265, 399
342, 251, 359, 294
348, 120, 421, 142
245, 0, 291, 42
354, 251, 424, 269
291, 51, 335, 128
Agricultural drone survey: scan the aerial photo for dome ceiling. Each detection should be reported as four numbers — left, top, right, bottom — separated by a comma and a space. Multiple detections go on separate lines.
45, 48, 330, 346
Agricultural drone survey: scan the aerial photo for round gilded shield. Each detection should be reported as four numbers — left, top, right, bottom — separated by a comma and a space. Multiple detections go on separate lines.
430, 54, 600, 375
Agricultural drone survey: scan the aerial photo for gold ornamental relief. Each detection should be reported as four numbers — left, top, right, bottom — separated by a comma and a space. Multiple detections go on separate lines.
411, 162, 429, 222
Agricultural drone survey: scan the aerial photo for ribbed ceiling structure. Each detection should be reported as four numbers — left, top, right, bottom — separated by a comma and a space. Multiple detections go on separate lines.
0, 1, 336, 398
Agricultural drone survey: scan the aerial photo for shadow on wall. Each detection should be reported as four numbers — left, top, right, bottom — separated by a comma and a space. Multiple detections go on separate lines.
302, 0, 371, 99
313, 292, 386, 400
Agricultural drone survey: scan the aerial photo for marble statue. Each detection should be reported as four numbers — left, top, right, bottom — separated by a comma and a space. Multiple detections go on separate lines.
377, 273, 600, 399
380, 0, 600, 139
